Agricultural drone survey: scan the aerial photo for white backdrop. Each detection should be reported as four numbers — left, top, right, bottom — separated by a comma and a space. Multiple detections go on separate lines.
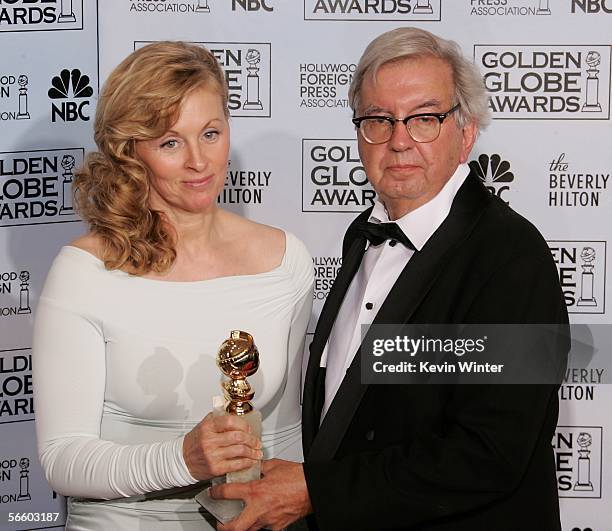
0, 1, 610, 530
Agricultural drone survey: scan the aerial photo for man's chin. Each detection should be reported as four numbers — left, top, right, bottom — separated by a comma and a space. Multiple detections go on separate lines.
377, 193, 428, 219
378, 186, 425, 204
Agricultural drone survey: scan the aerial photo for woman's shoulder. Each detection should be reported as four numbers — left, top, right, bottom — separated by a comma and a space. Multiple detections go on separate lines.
221, 212, 312, 278
246, 219, 286, 254
40, 234, 110, 304
222, 212, 284, 266
69, 233, 105, 261
225, 213, 282, 242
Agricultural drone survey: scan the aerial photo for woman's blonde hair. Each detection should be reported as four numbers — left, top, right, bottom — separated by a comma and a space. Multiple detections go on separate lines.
74, 41, 229, 275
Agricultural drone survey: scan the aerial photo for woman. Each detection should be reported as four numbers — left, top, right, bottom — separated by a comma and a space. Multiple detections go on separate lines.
33, 41, 313, 530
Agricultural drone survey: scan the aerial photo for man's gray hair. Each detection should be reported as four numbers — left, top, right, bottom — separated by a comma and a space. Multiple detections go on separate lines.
348, 27, 491, 130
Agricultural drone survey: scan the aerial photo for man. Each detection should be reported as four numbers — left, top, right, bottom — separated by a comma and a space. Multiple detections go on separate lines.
212, 27, 568, 531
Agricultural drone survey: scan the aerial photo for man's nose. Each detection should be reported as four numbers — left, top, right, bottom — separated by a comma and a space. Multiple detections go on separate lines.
388, 121, 417, 152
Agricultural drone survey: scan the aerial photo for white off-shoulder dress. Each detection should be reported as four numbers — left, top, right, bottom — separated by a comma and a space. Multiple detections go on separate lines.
33, 231, 313, 530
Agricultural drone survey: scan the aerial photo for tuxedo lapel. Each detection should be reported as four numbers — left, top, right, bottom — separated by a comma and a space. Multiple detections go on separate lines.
307, 172, 492, 461
373, 174, 490, 326
302, 235, 367, 454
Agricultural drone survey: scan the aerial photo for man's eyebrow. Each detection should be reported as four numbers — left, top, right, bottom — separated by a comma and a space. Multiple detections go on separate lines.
361, 99, 446, 116
414, 99, 444, 111
362, 105, 389, 115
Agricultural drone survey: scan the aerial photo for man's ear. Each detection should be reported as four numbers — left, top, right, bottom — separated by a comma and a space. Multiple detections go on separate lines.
459, 120, 478, 164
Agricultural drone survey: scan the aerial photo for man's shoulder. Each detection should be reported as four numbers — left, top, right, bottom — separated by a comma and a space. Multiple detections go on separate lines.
455, 172, 546, 251
472, 195, 552, 264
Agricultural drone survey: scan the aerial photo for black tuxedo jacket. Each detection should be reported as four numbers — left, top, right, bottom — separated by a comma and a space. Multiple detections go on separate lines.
301, 172, 568, 531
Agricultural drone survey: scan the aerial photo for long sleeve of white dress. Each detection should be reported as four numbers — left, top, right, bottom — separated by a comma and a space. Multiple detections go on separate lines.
33, 232, 313, 501
33, 296, 197, 499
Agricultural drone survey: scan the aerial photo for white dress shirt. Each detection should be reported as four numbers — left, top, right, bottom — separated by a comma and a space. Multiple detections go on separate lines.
320, 163, 470, 420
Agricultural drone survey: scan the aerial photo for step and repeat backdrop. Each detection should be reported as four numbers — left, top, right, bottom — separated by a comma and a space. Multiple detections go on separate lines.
0, 1, 611, 530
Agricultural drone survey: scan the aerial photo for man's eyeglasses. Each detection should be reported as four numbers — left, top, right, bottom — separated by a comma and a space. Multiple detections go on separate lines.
352, 104, 461, 145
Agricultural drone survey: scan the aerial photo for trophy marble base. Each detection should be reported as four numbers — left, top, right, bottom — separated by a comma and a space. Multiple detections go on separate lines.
195, 486, 245, 524
195, 408, 262, 524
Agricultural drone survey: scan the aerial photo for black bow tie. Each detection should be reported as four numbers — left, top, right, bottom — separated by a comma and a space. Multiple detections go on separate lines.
354, 220, 415, 250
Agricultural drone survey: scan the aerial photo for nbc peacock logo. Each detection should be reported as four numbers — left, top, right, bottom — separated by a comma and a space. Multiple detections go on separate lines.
48, 69, 94, 123
469, 153, 514, 203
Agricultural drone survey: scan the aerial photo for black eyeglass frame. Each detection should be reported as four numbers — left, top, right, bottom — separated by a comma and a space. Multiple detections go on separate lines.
352, 103, 461, 144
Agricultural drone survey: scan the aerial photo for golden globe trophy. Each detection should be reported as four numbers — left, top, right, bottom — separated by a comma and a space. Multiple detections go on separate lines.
195, 330, 262, 523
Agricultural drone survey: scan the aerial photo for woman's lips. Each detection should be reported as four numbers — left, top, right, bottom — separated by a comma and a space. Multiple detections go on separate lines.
183, 175, 213, 188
